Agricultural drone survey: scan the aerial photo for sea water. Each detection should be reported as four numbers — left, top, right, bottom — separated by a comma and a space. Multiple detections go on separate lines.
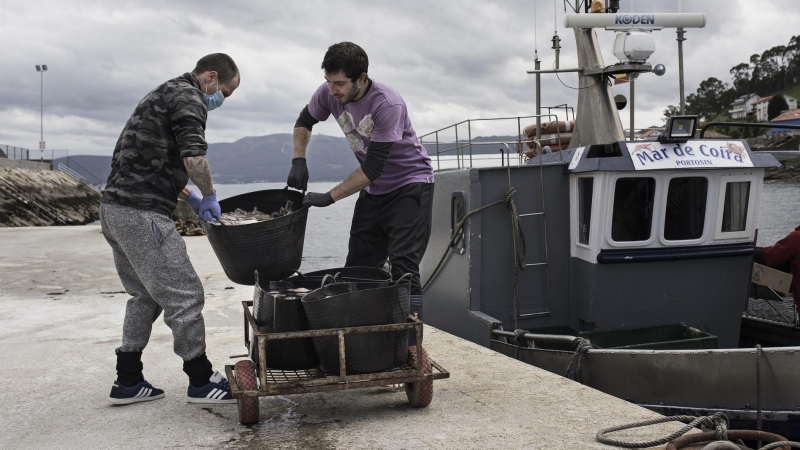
215, 181, 800, 272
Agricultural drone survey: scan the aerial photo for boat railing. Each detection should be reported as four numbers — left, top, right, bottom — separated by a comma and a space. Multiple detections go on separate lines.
419, 114, 560, 171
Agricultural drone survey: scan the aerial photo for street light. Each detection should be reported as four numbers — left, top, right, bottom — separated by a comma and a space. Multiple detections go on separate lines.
35, 64, 48, 161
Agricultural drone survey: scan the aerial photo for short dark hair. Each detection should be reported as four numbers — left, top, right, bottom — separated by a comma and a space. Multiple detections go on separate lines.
192, 53, 239, 84
321, 42, 368, 82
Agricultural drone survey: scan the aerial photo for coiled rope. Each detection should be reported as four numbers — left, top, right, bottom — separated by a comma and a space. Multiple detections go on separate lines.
760, 442, 800, 449
596, 412, 730, 449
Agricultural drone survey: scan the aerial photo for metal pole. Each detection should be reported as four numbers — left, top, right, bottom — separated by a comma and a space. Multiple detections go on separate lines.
467, 120, 473, 167
535, 53, 542, 140
677, 28, 686, 114
40, 69, 44, 162
435, 131, 440, 171
455, 125, 460, 170
630, 76, 635, 140
553, 0, 560, 69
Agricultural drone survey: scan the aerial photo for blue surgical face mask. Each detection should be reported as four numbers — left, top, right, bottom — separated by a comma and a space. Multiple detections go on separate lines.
204, 78, 225, 111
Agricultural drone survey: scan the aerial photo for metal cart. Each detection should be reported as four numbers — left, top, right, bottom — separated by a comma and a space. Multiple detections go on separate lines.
226, 300, 450, 425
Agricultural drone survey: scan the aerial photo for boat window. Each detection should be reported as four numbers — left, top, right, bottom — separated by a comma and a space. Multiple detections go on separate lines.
664, 177, 708, 241
578, 178, 593, 245
611, 177, 656, 242
721, 181, 750, 232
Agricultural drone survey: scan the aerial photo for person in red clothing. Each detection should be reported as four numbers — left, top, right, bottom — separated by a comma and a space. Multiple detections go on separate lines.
755, 225, 800, 307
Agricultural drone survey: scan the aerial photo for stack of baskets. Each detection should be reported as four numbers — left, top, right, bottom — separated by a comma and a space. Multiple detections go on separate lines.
252, 267, 411, 374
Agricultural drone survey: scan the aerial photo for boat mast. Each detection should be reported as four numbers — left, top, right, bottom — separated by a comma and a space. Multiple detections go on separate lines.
569, 26, 626, 147
535, 2, 542, 141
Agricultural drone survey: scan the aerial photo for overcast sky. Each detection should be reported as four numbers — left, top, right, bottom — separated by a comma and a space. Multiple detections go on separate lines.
2, 0, 799, 157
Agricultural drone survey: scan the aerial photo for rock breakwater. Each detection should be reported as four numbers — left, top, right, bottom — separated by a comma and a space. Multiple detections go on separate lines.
0, 167, 101, 227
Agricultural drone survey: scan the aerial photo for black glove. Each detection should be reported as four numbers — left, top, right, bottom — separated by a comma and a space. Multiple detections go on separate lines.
303, 192, 335, 208
287, 157, 309, 191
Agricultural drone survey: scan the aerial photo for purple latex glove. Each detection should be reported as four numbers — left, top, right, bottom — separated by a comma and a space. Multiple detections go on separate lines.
185, 191, 202, 215
199, 191, 221, 222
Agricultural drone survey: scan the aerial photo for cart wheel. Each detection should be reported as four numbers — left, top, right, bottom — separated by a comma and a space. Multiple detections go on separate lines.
234, 359, 260, 425
405, 345, 433, 407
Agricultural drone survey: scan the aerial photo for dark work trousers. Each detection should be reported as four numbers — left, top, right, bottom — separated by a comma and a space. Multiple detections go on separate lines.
345, 182, 434, 295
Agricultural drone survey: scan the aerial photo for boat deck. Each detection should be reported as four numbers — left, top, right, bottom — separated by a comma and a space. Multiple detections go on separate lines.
0, 226, 689, 449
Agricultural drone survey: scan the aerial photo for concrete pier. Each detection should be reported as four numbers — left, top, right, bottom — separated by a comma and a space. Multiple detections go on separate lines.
0, 226, 687, 449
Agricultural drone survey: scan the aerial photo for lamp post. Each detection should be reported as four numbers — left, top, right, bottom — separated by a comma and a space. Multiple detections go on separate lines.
35, 64, 48, 161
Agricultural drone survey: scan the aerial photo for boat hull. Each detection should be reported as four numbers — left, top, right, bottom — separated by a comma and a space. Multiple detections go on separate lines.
491, 340, 800, 438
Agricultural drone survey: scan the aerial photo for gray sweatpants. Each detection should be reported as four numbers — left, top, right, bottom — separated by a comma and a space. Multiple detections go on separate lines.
100, 202, 206, 361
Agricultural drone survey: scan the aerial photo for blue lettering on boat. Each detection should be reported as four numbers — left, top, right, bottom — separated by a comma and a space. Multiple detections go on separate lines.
637, 152, 654, 165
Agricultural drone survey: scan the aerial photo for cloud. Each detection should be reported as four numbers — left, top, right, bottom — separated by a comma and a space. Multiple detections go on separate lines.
1, 0, 799, 156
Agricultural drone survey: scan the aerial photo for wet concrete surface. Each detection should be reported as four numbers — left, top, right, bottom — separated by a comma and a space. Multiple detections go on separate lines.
0, 225, 687, 449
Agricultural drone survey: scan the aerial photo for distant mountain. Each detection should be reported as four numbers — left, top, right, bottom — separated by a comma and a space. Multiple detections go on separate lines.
204, 133, 358, 184
53, 132, 523, 185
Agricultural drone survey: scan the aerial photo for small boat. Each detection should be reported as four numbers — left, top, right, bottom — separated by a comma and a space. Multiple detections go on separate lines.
419, 2, 800, 439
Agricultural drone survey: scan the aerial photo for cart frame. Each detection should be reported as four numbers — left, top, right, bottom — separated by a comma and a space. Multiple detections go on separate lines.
226, 300, 449, 399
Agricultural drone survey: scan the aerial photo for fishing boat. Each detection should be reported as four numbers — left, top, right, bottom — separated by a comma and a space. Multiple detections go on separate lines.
419, 1, 800, 439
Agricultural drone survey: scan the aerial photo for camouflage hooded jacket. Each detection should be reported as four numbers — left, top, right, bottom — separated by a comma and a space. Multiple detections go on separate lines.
102, 73, 208, 216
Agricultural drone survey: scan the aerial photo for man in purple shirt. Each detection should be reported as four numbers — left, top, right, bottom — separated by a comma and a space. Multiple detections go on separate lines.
288, 42, 434, 346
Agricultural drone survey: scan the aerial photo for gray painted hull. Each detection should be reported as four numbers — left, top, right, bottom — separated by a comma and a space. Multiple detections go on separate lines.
491, 340, 800, 438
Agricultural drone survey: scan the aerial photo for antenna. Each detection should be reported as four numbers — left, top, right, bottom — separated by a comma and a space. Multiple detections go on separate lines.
534, 0, 539, 53
552, 0, 562, 69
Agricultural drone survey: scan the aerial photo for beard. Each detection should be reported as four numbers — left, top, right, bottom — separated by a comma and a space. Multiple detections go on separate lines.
336, 82, 361, 104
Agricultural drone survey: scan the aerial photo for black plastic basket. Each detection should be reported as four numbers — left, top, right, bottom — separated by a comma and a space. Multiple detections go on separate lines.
301, 275, 411, 374
251, 271, 318, 370
201, 188, 307, 285
279, 262, 392, 290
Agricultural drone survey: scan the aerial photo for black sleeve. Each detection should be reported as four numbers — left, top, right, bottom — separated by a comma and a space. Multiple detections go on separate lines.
294, 105, 319, 131
361, 141, 393, 181
754, 248, 767, 265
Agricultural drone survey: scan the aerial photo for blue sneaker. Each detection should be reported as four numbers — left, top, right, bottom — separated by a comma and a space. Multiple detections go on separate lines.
109, 379, 165, 405
187, 371, 236, 404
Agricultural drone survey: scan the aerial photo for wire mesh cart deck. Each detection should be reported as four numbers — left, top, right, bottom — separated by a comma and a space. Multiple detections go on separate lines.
226, 300, 450, 424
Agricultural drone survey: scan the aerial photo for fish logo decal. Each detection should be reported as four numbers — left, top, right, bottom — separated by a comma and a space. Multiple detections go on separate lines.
630, 143, 653, 154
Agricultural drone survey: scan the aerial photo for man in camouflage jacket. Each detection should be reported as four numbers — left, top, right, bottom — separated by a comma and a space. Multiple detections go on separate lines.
101, 53, 241, 405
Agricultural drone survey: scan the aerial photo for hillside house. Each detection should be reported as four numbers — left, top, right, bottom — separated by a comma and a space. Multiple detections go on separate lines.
768, 108, 800, 135
754, 95, 799, 122
729, 93, 761, 119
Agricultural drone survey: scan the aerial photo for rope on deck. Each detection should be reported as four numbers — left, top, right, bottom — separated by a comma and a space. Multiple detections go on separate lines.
760, 441, 800, 449
596, 412, 730, 449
